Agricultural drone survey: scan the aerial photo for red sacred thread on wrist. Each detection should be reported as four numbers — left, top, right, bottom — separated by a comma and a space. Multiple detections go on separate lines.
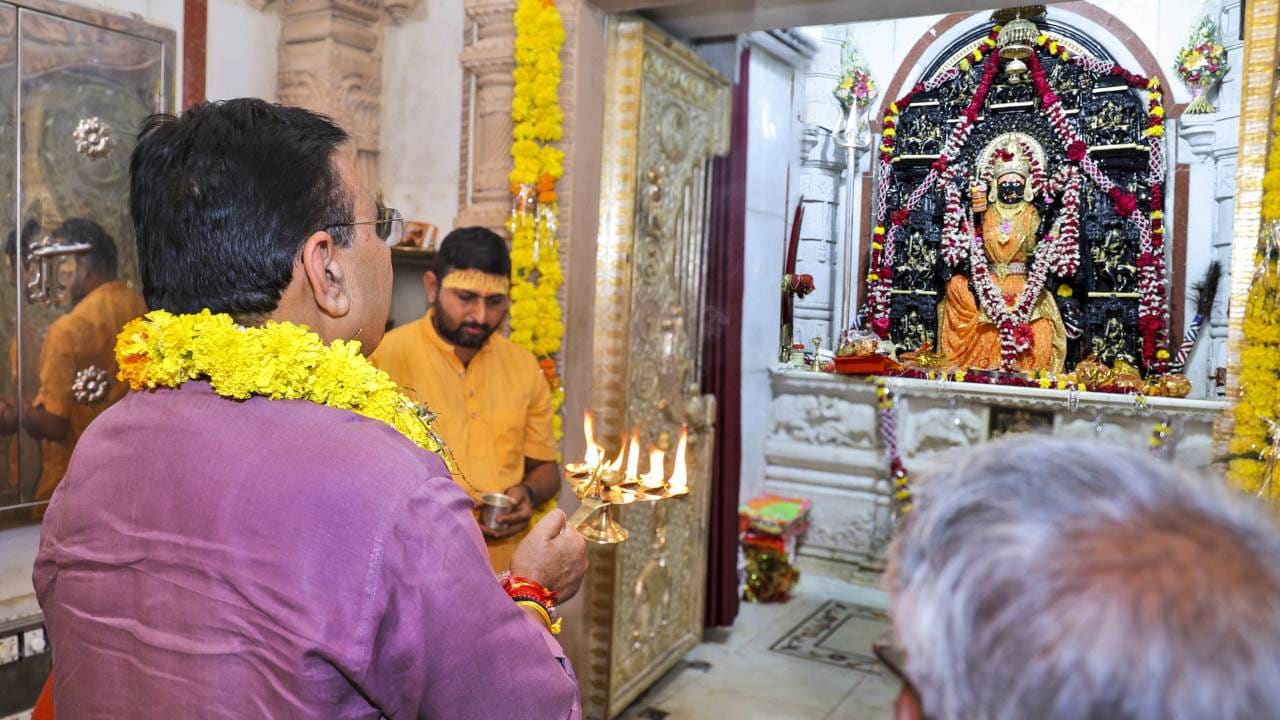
502, 575, 562, 634
502, 575, 558, 609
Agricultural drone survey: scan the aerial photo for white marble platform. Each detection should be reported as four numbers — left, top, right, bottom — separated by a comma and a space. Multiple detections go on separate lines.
765, 367, 1226, 573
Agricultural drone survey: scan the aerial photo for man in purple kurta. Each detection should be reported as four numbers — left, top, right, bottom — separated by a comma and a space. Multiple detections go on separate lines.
33, 99, 585, 718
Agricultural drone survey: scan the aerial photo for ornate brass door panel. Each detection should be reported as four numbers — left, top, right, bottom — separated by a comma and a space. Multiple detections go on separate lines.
0, 2, 172, 515
582, 19, 729, 719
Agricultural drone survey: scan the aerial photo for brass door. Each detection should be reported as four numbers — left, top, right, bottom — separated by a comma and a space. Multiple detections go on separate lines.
581, 19, 730, 719
0, 2, 171, 517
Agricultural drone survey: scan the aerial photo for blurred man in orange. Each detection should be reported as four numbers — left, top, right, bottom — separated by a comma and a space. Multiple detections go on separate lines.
23, 218, 146, 510
372, 227, 561, 572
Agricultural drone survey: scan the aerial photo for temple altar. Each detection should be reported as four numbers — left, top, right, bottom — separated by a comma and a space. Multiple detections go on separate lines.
765, 366, 1224, 578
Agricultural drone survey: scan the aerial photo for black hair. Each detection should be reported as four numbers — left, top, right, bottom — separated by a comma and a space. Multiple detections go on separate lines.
129, 98, 353, 314
51, 218, 118, 278
431, 226, 511, 282
4, 219, 41, 260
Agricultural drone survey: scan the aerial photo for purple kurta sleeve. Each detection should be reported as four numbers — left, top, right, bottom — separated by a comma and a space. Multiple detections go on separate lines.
357, 473, 581, 719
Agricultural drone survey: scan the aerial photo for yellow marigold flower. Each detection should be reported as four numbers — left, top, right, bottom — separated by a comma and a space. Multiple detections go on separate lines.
883, 128, 896, 137
1048, 41, 1058, 54
959, 59, 970, 72
1056, 284, 1073, 298
1036, 34, 1048, 46
973, 50, 984, 62
1156, 348, 1171, 360
1150, 210, 1164, 220
1151, 105, 1165, 118
1146, 125, 1165, 138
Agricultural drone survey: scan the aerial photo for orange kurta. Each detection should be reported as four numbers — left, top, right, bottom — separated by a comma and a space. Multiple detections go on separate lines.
940, 204, 1066, 373
371, 309, 558, 572
33, 280, 147, 503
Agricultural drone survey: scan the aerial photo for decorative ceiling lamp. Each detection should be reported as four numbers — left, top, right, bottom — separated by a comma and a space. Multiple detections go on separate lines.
994, 6, 1043, 84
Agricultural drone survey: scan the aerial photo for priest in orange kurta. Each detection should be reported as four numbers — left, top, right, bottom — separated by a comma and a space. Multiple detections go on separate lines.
940, 149, 1066, 373
372, 228, 562, 572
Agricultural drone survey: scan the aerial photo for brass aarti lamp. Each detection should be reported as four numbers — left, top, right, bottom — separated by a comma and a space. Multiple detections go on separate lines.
564, 411, 691, 544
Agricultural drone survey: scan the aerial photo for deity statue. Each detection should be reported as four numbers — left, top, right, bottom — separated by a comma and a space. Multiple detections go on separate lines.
938, 134, 1068, 372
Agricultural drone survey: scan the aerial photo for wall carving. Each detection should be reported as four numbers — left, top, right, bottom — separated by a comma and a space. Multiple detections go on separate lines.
770, 394, 876, 448
276, 0, 416, 191
767, 369, 1224, 579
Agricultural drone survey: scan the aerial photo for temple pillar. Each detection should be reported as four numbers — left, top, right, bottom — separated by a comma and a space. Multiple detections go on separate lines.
793, 27, 847, 349
276, 0, 414, 191
1176, 0, 1243, 399
456, 0, 517, 232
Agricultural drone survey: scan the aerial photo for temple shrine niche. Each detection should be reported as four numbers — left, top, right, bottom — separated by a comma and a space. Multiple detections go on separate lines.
863, 9, 1173, 379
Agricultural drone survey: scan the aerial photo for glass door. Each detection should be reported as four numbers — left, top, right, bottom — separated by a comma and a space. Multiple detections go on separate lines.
5, 6, 163, 518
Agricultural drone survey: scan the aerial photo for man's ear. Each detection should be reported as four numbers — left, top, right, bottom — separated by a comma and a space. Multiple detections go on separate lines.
423, 270, 440, 305
300, 230, 351, 320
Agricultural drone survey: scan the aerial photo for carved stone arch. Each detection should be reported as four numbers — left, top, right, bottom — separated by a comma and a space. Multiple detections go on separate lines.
872, 2, 1185, 134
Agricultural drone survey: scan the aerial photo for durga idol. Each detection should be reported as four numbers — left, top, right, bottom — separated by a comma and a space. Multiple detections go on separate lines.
939, 135, 1067, 373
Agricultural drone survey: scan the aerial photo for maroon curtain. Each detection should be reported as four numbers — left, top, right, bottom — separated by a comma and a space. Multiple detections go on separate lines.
702, 45, 749, 628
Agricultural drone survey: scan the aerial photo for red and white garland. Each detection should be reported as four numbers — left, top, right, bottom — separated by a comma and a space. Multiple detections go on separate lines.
866, 28, 1170, 370
873, 377, 912, 517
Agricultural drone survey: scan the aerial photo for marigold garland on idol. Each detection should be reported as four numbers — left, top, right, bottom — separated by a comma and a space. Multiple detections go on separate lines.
562, 411, 692, 544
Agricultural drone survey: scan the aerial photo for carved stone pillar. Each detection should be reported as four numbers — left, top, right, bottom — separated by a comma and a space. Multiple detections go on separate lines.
456, 0, 517, 232
277, 0, 412, 191
794, 125, 844, 349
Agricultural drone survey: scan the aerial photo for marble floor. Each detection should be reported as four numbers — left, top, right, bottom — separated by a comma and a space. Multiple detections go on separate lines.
617, 567, 898, 719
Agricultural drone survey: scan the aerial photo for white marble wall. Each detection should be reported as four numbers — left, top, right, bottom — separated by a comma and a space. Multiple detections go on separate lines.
739, 45, 803, 502
381, 0, 465, 233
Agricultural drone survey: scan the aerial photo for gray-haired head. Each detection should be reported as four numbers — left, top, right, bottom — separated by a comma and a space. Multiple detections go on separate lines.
887, 436, 1280, 720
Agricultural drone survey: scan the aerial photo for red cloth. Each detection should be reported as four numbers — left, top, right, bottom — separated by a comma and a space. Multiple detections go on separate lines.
33, 674, 53, 720
702, 45, 750, 628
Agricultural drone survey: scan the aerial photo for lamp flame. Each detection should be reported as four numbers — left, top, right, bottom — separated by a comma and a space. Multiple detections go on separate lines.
625, 429, 642, 480
668, 425, 689, 492
641, 448, 667, 488
583, 411, 605, 468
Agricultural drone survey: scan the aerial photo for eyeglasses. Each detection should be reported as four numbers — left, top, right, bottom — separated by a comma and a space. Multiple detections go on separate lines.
325, 205, 404, 247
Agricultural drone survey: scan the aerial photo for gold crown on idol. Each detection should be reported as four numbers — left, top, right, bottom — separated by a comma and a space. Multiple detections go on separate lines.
989, 140, 1032, 181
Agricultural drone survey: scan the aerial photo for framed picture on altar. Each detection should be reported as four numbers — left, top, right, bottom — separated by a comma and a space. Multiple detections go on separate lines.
988, 407, 1055, 440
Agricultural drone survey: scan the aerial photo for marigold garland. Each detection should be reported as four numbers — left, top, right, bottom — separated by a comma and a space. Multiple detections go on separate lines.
115, 310, 461, 477
1228, 91, 1280, 497
509, 0, 566, 441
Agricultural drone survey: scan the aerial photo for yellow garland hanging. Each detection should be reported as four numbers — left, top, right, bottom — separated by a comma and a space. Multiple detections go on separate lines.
1228, 92, 1280, 498
115, 310, 462, 478
509, 0, 566, 441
